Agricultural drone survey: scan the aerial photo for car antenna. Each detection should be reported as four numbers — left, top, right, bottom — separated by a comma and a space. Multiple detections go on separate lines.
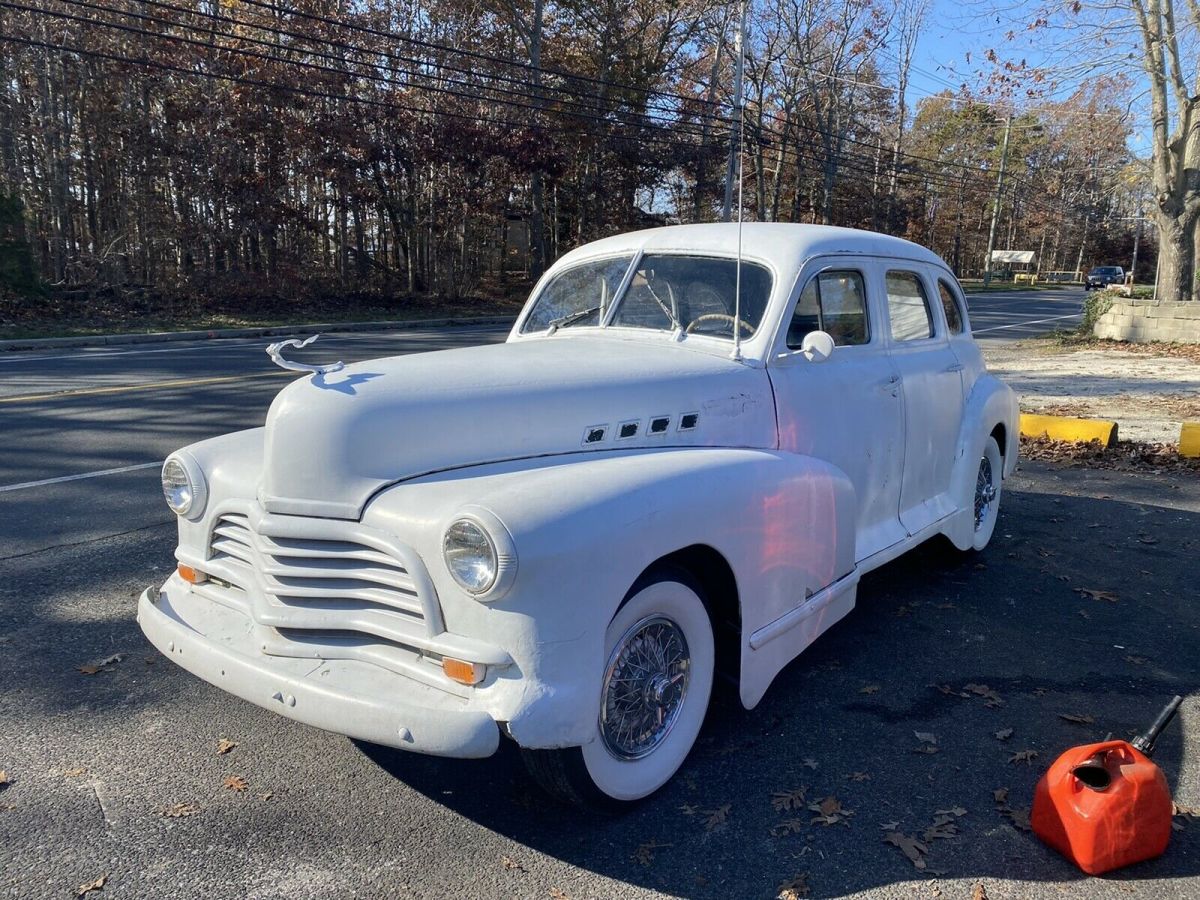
731, 0, 747, 363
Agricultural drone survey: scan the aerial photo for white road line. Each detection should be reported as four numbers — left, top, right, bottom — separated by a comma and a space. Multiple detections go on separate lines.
972, 312, 1081, 335
0, 462, 161, 493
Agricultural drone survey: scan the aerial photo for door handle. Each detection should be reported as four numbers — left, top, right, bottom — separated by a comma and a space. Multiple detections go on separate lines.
943, 363, 964, 373
877, 374, 900, 391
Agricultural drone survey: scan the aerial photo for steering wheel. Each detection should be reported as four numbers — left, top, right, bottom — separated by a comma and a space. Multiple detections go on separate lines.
685, 313, 755, 336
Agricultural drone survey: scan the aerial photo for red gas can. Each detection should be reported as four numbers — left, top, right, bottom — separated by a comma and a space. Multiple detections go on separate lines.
1031, 739, 1173, 874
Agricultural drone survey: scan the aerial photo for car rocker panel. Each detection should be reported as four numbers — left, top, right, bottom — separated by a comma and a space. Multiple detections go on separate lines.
140, 223, 1018, 805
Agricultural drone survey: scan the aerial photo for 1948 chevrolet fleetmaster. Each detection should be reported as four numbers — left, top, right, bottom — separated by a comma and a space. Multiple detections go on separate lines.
140, 223, 1018, 807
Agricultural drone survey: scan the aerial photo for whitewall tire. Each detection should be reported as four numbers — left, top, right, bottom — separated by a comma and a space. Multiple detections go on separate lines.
521, 569, 715, 809
971, 436, 1003, 551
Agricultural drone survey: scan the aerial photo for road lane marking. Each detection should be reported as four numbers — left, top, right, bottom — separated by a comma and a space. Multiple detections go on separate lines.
0, 371, 294, 404
0, 462, 161, 493
972, 312, 1081, 335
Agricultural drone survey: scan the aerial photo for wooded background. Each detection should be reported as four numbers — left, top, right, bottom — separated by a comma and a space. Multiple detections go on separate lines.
0, 0, 1145, 317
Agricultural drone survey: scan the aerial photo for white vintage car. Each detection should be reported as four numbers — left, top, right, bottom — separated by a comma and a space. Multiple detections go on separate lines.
139, 224, 1017, 807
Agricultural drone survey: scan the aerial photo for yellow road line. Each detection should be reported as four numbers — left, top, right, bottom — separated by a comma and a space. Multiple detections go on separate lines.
0, 371, 295, 404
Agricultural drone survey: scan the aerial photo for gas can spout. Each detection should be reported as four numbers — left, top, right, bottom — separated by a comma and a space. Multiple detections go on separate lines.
1131, 695, 1183, 756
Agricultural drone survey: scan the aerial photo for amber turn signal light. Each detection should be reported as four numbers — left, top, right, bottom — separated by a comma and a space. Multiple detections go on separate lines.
442, 657, 484, 685
177, 564, 208, 584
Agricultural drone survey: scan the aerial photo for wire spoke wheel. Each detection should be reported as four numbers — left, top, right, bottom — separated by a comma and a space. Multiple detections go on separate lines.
974, 454, 997, 531
599, 616, 691, 760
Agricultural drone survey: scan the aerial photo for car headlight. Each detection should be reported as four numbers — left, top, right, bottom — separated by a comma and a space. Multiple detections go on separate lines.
442, 509, 517, 600
161, 454, 207, 519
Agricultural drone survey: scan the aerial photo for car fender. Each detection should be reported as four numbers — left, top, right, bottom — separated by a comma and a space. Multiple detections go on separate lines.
364, 446, 857, 748
943, 374, 1019, 550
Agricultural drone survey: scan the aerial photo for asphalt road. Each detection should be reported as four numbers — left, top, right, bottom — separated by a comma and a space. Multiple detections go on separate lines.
11, 287, 1199, 900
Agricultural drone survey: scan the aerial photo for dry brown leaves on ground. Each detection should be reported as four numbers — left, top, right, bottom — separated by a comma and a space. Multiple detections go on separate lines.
63, 767, 87, 777
631, 840, 671, 866
76, 654, 123, 675
216, 739, 237, 755
972, 883, 990, 900
809, 796, 853, 826
549, 889, 570, 900
703, 804, 731, 830
1019, 435, 1200, 473
1009, 749, 1039, 765
993, 787, 1032, 832
775, 873, 810, 899
994, 728, 1014, 741
963, 683, 1005, 707
163, 802, 200, 818
1077, 588, 1119, 603
75, 874, 107, 897
223, 776, 248, 792
913, 732, 939, 754
0, 771, 8, 789
500, 855, 525, 873
772, 787, 808, 812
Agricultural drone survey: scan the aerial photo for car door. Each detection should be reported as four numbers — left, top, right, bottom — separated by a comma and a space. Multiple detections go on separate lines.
769, 257, 907, 563
880, 266, 966, 535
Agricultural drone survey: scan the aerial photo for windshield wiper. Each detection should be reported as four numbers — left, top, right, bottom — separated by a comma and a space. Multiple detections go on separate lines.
548, 305, 602, 332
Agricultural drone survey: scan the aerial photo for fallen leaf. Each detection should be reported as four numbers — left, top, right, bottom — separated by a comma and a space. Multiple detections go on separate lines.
703, 804, 731, 831
1077, 588, 1119, 602
631, 839, 671, 865
216, 739, 237, 755
76, 874, 107, 897
771, 818, 806, 836
809, 795, 854, 826
1125, 655, 1147, 665
260, 792, 273, 802
0, 771, 8, 789
914, 732, 938, 745
934, 807, 967, 818
76, 654, 123, 675
859, 685, 880, 695
1058, 713, 1095, 725
223, 776, 248, 792
880, 821, 899, 831
501, 855, 525, 873
772, 787, 808, 812
1173, 821, 1186, 832
994, 728, 1014, 741
964, 683, 1004, 706
923, 817, 959, 841
63, 767, 88, 777
679, 803, 699, 816
993, 787, 1009, 804
802, 758, 819, 769
776, 873, 810, 899
162, 802, 199, 818
845, 771, 871, 782
972, 883, 989, 900
1009, 749, 1039, 765
549, 890, 570, 900
883, 829, 929, 869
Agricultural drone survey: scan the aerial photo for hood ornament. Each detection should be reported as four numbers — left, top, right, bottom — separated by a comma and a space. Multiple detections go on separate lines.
265, 334, 345, 376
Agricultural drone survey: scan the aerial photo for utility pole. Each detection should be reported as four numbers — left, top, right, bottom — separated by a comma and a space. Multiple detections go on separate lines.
1130, 199, 1144, 283
982, 114, 1012, 287
721, 0, 747, 222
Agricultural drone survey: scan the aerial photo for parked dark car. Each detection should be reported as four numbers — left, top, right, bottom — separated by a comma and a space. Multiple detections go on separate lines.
1085, 266, 1125, 291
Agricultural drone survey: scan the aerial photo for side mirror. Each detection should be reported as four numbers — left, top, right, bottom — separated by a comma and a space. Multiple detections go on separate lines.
800, 330, 835, 363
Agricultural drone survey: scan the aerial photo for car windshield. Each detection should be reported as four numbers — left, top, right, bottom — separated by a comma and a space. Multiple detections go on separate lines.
522, 253, 773, 341
1091, 267, 1122, 276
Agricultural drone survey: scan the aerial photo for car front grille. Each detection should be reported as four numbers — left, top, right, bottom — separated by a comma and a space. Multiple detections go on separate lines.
195, 502, 460, 692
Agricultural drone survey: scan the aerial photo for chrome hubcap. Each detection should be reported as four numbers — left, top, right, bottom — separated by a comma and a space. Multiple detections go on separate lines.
599, 615, 690, 760
974, 455, 996, 530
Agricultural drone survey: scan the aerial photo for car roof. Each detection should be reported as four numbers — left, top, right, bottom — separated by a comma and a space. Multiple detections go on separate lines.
553, 223, 949, 271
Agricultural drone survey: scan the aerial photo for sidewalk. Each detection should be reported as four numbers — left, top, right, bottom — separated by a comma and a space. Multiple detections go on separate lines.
0, 315, 517, 352
983, 338, 1200, 444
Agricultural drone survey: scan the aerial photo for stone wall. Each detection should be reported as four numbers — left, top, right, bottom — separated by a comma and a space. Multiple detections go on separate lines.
1093, 299, 1200, 343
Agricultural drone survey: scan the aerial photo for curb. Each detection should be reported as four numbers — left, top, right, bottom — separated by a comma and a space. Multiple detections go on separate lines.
0, 315, 517, 352
1181, 422, 1200, 458
1019, 413, 1119, 447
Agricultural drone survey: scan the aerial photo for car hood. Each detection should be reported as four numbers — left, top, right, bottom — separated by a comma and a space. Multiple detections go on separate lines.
259, 336, 776, 518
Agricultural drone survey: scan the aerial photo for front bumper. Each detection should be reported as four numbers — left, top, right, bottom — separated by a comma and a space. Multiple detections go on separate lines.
138, 585, 500, 758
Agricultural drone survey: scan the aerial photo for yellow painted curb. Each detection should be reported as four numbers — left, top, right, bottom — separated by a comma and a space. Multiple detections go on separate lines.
1020, 413, 1118, 447
1181, 422, 1200, 458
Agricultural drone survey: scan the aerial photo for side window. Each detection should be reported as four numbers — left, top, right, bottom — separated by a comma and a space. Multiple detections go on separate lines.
787, 270, 870, 349
885, 271, 934, 341
937, 279, 965, 335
